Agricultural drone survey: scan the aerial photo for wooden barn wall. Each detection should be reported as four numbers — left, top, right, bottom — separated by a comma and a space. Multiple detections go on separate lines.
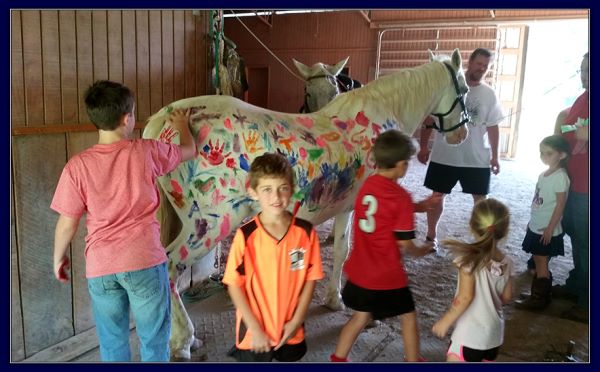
224, 11, 377, 113
10, 9, 210, 361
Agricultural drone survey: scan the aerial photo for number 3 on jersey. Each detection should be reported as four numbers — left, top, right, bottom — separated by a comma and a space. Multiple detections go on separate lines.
358, 195, 377, 233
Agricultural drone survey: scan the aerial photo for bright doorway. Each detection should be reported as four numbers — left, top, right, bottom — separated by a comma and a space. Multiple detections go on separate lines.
514, 19, 588, 167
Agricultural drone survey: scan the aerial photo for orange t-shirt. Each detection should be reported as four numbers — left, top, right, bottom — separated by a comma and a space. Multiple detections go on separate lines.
222, 215, 323, 349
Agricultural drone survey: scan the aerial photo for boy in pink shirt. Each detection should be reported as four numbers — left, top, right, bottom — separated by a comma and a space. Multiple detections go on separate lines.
51, 80, 195, 361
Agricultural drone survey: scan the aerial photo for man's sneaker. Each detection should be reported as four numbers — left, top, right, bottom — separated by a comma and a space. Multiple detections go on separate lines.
552, 284, 578, 302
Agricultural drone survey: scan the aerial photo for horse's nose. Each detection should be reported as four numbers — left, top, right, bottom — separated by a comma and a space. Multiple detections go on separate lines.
444, 125, 469, 146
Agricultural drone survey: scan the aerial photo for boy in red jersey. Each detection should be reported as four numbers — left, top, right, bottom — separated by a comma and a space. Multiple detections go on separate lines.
223, 153, 324, 362
331, 129, 435, 362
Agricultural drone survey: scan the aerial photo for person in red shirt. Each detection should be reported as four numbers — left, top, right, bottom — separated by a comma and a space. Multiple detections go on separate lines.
330, 130, 436, 362
551, 52, 589, 323
223, 153, 324, 362
51, 80, 196, 361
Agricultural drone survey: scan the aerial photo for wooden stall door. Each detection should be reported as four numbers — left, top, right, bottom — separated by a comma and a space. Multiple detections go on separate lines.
247, 67, 269, 108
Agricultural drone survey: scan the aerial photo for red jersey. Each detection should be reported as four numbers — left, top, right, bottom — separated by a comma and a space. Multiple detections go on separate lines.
344, 174, 415, 290
562, 90, 589, 194
222, 215, 323, 349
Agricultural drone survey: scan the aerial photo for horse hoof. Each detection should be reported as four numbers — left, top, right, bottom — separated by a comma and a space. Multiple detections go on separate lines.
190, 337, 203, 352
170, 356, 191, 362
324, 297, 345, 311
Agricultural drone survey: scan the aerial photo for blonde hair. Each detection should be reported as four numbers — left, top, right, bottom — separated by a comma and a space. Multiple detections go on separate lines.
442, 198, 510, 272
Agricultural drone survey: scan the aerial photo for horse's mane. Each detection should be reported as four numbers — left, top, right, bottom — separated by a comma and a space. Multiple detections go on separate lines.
321, 57, 450, 126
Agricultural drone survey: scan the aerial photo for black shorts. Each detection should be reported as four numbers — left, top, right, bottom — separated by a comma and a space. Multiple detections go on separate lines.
447, 341, 500, 362
522, 228, 565, 257
424, 162, 490, 195
341, 280, 415, 320
227, 340, 307, 362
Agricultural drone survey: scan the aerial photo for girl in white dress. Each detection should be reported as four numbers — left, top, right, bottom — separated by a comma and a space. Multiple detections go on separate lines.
432, 198, 514, 362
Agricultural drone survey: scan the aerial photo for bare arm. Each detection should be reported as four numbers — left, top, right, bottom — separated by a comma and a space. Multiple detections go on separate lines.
275, 280, 316, 350
487, 125, 500, 175
554, 108, 570, 135
399, 239, 435, 257
417, 117, 434, 164
413, 194, 442, 213
227, 284, 273, 353
501, 276, 514, 304
540, 191, 567, 245
432, 267, 475, 338
53, 214, 79, 283
168, 108, 196, 162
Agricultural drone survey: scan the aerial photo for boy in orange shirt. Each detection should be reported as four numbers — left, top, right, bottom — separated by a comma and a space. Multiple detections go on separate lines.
222, 153, 324, 362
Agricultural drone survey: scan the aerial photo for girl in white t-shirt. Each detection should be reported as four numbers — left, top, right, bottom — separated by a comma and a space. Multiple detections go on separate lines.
516, 135, 571, 311
432, 198, 514, 362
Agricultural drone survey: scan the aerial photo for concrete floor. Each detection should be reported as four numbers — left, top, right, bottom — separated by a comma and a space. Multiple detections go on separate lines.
71, 273, 589, 363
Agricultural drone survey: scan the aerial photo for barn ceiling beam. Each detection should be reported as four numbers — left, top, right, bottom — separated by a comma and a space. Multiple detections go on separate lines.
359, 10, 371, 24
371, 14, 587, 29
253, 10, 273, 27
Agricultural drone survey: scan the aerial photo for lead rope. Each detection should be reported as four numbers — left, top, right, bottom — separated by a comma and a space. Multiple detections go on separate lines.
230, 11, 305, 83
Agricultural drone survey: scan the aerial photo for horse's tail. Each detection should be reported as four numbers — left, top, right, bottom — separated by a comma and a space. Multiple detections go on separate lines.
158, 183, 183, 254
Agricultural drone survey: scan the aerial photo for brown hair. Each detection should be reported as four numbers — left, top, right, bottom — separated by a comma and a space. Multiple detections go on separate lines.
84, 80, 135, 130
541, 134, 571, 169
248, 152, 294, 189
442, 198, 509, 272
372, 129, 416, 169
469, 48, 493, 62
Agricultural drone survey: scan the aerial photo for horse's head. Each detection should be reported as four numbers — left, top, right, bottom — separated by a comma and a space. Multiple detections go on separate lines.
428, 49, 470, 145
294, 57, 349, 113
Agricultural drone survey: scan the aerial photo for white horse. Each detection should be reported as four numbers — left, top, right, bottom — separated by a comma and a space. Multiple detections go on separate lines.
293, 57, 349, 113
143, 49, 470, 359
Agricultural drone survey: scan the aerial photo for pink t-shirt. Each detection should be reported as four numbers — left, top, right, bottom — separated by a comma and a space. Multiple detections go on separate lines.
51, 139, 182, 278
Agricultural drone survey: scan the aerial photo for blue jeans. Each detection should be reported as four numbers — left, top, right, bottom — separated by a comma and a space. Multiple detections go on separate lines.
87, 262, 171, 361
561, 191, 589, 307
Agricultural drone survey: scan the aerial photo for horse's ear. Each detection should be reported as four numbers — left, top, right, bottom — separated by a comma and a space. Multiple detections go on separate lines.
428, 49, 435, 61
293, 59, 311, 80
451, 49, 462, 70
328, 56, 349, 77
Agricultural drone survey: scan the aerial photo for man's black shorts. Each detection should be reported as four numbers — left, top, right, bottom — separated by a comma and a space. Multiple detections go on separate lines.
424, 161, 491, 195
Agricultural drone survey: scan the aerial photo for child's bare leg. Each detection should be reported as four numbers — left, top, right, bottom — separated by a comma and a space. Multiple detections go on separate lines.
446, 353, 462, 362
333, 311, 372, 359
533, 255, 550, 278
400, 311, 420, 361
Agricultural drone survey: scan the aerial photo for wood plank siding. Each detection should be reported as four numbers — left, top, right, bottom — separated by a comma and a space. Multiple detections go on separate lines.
10, 9, 210, 361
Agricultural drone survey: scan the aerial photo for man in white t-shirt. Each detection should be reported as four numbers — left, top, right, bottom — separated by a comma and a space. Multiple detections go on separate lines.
417, 48, 504, 244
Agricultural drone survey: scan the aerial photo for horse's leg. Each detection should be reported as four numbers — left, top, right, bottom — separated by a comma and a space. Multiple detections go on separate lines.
324, 211, 352, 310
168, 261, 202, 361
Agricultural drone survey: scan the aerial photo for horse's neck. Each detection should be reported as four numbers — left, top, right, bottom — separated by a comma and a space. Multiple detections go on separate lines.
321, 63, 444, 135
